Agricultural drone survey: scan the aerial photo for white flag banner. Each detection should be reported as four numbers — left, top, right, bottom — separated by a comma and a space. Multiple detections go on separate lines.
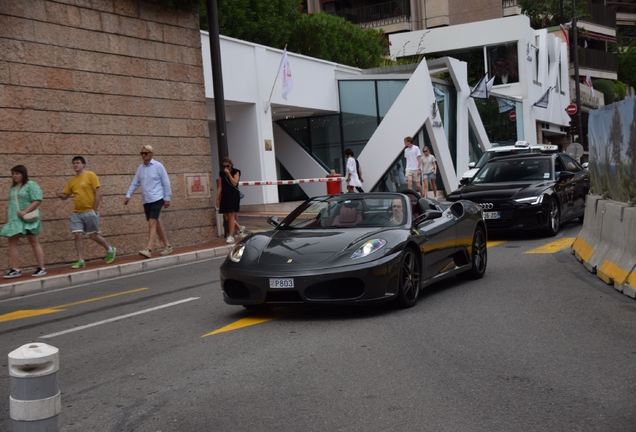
470, 74, 494, 99
277, 48, 293, 101
533, 86, 553, 109
497, 97, 515, 113
585, 70, 594, 98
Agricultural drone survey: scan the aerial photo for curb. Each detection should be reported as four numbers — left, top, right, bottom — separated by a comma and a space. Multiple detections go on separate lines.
0, 245, 233, 301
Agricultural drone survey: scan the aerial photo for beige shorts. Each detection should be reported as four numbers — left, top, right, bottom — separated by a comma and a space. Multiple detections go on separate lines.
405, 169, 420, 182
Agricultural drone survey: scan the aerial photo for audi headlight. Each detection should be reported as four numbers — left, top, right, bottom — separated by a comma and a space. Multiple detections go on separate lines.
229, 243, 245, 262
350, 239, 387, 259
514, 195, 544, 205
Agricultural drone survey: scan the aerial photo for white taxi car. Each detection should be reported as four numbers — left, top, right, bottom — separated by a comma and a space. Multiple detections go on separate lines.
461, 141, 558, 183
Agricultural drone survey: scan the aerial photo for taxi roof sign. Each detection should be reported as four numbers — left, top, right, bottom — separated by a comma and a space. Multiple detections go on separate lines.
515, 140, 530, 147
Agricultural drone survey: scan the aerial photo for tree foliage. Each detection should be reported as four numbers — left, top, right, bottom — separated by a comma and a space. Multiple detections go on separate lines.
199, 0, 388, 69
288, 13, 388, 69
613, 42, 636, 89
517, 0, 587, 29
200, 0, 302, 48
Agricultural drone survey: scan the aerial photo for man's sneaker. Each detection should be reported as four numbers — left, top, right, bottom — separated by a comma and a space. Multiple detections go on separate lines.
105, 247, 117, 264
238, 226, 245, 236
139, 248, 152, 258
32, 268, 47, 277
160, 246, 173, 256
226, 236, 235, 244
3, 268, 21, 279
71, 260, 86, 269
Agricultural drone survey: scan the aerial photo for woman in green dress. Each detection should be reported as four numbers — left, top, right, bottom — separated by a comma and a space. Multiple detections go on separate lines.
1, 165, 46, 278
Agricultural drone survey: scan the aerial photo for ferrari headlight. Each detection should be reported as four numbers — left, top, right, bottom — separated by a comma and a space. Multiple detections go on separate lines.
229, 243, 245, 262
350, 239, 387, 259
514, 195, 544, 205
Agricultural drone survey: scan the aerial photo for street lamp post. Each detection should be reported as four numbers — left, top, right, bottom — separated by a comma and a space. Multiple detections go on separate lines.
206, 0, 229, 164
571, 0, 585, 145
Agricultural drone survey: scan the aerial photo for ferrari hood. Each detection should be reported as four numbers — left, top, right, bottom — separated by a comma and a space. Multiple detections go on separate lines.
256, 229, 382, 265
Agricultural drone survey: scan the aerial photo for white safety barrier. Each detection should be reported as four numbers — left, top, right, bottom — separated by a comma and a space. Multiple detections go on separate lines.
9, 343, 61, 431
572, 196, 636, 299
237, 176, 343, 186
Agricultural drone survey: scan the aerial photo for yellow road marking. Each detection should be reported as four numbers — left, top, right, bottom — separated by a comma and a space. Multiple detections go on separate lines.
525, 238, 575, 254
487, 240, 506, 248
202, 309, 297, 337
0, 288, 148, 323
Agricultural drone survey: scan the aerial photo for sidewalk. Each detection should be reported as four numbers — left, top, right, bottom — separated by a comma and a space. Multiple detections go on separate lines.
0, 212, 285, 301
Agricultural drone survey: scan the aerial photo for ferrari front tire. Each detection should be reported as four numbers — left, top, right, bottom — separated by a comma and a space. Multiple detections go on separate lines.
458, 225, 487, 280
396, 249, 421, 308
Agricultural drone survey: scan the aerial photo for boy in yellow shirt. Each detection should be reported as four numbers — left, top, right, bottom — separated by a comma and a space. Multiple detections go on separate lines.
56, 156, 116, 268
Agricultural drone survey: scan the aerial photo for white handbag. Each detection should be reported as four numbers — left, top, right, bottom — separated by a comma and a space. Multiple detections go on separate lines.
14, 186, 40, 223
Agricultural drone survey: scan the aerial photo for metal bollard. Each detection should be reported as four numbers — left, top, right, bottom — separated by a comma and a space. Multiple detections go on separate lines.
8, 343, 61, 432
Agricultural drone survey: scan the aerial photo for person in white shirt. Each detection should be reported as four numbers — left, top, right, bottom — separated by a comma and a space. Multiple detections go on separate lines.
421, 146, 438, 198
344, 148, 363, 193
124, 145, 172, 258
403, 136, 422, 194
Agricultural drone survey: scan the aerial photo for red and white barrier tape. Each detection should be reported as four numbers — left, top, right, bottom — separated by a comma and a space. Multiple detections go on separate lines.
238, 177, 343, 186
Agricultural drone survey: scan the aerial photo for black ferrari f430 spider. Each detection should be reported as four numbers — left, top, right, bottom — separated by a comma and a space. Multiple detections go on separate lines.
220, 192, 487, 308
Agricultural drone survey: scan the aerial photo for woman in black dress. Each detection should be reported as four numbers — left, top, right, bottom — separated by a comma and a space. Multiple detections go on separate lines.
216, 157, 241, 243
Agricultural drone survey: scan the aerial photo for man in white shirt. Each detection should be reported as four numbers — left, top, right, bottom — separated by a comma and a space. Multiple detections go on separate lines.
124, 145, 172, 258
403, 136, 422, 194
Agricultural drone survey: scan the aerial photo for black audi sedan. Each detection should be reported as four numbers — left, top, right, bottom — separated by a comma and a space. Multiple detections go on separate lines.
447, 153, 590, 236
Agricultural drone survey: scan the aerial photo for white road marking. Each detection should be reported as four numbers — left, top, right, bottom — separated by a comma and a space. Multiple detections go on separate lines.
39, 297, 200, 339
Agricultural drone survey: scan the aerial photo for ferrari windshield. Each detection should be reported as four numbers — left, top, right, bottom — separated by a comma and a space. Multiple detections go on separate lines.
278, 194, 408, 229
472, 157, 553, 184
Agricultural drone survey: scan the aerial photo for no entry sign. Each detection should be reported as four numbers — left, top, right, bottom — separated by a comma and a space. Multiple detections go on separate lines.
566, 104, 578, 115
509, 111, 517, 121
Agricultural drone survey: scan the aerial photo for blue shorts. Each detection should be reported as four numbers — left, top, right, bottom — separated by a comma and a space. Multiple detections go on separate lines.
143, 199, 164, 220
422, 173, 436, 180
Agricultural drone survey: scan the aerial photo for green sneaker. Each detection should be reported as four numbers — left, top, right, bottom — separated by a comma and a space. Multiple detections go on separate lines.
105, 247, 117, 264
71, 260, 86, 269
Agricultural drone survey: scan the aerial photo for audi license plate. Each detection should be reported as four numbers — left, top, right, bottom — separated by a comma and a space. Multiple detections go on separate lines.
269, 278, 294, 288
483, 211, 500, 220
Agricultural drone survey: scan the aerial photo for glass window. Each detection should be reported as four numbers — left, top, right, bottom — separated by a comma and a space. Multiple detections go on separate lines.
310, 115, 342, 173
339, 81, 378, 154
377, 80, 407, 120
277, 118, 310, 153
488, 43, 519, 85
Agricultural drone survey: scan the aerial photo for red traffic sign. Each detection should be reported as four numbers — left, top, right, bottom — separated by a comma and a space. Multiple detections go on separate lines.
509, 111, 516, 121
566, 104, 578, 115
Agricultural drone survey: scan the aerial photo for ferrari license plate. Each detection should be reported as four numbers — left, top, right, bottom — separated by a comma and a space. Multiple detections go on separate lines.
483, 211, 500, 220
269, 278, 294, 288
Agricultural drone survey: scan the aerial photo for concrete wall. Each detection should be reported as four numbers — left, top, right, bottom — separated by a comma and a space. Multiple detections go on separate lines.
0, 0, 211, 272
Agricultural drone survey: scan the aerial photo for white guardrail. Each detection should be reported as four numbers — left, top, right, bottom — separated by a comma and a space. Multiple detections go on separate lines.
237, 177, 343, 186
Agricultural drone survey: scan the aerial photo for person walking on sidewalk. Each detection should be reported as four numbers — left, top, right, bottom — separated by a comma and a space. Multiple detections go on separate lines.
216, 157, 241, 244
1, 165, 46, 278
403, 136, 422, 194
344, 149, 364, 193
56, 156, 116, 269
124, 145, 172, 258
421, 146, 438, 198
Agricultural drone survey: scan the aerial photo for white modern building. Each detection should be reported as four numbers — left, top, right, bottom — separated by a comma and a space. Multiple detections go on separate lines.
202, 14, 571, 205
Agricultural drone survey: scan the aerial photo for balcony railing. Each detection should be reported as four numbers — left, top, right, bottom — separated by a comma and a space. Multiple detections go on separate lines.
502, 0, 616, 28
327, 0, 410, 26
575, 47, 618, 73
578, 1, 616, 29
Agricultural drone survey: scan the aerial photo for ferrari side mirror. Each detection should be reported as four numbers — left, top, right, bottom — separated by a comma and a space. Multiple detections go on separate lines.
267, 216, 280, 227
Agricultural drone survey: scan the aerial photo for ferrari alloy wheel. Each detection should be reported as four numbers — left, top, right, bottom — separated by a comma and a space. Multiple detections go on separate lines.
397, 249, 421, 308
546, 197, 560, 237
459, 226, 487, 280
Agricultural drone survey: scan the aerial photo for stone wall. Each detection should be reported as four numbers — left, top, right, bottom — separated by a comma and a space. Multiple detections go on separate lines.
0, 0, 213, 272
